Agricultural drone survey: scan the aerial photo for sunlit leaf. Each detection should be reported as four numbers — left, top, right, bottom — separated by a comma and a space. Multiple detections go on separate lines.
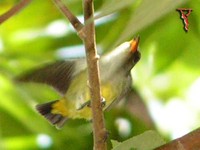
96, 0, 140, 19
112, 130, 165, 150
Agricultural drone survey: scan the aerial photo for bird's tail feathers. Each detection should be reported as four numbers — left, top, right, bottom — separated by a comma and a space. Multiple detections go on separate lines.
36, 100, 67, 129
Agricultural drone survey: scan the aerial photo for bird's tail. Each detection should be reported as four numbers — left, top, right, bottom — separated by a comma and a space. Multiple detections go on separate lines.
36, 100, 68, 129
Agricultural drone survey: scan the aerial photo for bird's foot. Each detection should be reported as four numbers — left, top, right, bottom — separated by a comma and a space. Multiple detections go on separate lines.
77, 97, 106, 110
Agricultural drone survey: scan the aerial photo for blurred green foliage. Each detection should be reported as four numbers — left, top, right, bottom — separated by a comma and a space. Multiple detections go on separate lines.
1, 0, 200, 149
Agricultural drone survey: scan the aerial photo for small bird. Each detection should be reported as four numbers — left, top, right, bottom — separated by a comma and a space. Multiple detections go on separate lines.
17, 37, 141, 128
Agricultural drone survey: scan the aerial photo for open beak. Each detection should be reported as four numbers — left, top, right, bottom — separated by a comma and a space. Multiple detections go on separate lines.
130, 36, 140, 53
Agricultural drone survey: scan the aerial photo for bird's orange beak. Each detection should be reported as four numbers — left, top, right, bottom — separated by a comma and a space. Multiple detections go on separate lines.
130, 36, 140, 53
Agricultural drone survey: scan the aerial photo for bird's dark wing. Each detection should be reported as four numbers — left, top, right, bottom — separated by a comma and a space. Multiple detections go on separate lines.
16, 60, 86, 95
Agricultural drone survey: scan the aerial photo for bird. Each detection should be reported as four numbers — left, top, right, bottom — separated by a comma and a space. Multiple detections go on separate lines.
16, 37, 141, 128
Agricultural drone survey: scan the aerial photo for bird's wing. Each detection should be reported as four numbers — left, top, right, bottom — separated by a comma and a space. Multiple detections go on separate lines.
16, 59, 87, 95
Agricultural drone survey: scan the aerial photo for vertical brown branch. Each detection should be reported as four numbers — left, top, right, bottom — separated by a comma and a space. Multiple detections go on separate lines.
83, 0, 107, 149
0, 0, 32, 24
52, 0, 106, 148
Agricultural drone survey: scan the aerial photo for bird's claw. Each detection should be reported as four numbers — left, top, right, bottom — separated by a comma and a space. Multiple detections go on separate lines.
77, 97, 106, 110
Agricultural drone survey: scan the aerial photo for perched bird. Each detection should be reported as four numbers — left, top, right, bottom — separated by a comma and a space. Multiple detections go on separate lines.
17, 37, 141, 128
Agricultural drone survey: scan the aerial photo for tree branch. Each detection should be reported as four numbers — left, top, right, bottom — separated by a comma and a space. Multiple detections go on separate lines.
52, 0, 106, 148
52, 0, 85, 39
83, 0, 107, 149
0, 0, 32, 24
156, 128, 200, 149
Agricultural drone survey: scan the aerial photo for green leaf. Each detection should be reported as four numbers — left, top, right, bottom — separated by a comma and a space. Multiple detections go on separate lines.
111, 140, 121, 148
97, 0, 140, 19
112, 130, 165, 150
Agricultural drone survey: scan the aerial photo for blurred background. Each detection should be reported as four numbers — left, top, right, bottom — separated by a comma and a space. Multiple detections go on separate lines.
1, 0, 200, 149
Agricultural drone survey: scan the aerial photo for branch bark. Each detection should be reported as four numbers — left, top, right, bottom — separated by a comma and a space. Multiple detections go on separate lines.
0, 0, 32, 24
53, 0, 107, 149
83, 0, 107, 149
52, 0, 85, 39
156, 128, 200, 150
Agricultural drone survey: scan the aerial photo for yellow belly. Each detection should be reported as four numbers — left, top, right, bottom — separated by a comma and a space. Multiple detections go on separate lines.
51, 82, 118, 120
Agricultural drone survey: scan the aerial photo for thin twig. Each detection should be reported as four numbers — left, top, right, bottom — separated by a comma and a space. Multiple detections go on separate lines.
83, 0, 107, 149
156, 128, 200, 149
0, 0, 32, 24
52, 0, 85, 39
